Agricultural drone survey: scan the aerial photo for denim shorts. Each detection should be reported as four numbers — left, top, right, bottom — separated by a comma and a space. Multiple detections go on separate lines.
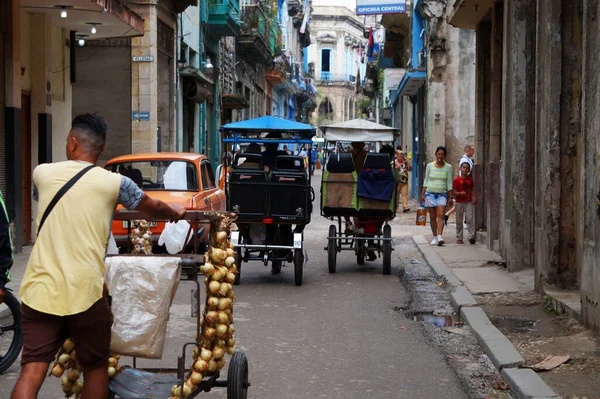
424, 192, 448, 208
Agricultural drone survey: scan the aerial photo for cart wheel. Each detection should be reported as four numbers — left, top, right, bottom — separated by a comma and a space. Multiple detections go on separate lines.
234, 248, 242, 285
294, 249, 303, 286
356, 236, 365, 265
227, 352, 249, 399
327, 225, 337, 273
382, 225, 392, 275
106, 391, 116, 399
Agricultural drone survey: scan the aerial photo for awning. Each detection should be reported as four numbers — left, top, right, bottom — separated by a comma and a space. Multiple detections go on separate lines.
448, 0, 494, 30
320, 118, 397, 142
222, 94, 249, 110
21, 0, 145, 39
393, 70, 426, 100
221, 116, 316, 135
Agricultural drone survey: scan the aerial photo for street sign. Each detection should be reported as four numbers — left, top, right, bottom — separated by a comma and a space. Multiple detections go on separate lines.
132, 111, 150, 121
132, 56, 155, 62
356, 0, 406, 15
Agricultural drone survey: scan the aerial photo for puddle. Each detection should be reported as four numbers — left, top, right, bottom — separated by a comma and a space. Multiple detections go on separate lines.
489, 315, 537, 334
413, 313, 457, 327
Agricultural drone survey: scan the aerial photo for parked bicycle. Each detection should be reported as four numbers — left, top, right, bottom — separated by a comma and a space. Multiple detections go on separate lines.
0, 288, 23, 373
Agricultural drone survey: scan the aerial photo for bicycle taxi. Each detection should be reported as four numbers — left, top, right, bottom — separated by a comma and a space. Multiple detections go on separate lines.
220, 116, 316, 286
320, 119, 398, 275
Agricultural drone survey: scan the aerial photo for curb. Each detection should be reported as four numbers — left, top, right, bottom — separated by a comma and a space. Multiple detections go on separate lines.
412, 235, 559, 399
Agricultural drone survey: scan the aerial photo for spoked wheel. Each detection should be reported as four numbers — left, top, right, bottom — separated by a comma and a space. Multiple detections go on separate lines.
382, 224, 392, 275
327, 225, 337, 273
227, 351, 249, 399
356, 235, 365, 265
234, 247, 242, 285
294, 249, 303, 286
0, 290, 23, 373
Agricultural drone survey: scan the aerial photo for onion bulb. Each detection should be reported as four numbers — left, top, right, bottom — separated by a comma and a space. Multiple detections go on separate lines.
63, 338, 75, 352
218, 298, 232, 311
227, 337, 236, 347
51, 363, 65, 377
67, 368, 80, 381
228, 325, 236, 335
225, 272, 236, 284
226, 248, 235, 258
71, 380, 84, 394
108, 366, 116, 378
216, 324, 228, 337
203, 327, 216, 339
190, 371, 203, 385
194, 359, 208, 373
183, 382, 193, 397
226, 345, 235, 355
229, 265, 238, 274
58, 353, 71, 365
216, 358, 226, 370
200, 348, 212, 362
207, 359, 217, 372
108, 357, 118, 367
205, 311, 218, 324
70, 350, 77, 361
211, 269, 224, 282
224, 256, 235, 268
218, 311, 229, 324
192, 347, 199, 359
200, 263, 215, 276
208, 281, 221, 294
171, 384, 181, 397
216, 231, 228, 244
212, 346, 225, 359
207, 297, 219, 308
210, 248, 226, 264
218, 283, 230, 296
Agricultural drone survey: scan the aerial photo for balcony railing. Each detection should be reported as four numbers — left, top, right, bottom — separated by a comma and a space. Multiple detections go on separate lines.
317, 72, 357, 83
208, 0, 241, 37
238, 3, 273, 64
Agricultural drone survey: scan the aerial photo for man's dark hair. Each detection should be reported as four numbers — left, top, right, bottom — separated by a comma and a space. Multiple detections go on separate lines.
435, 145, 447, 155
71, 113, 107, 157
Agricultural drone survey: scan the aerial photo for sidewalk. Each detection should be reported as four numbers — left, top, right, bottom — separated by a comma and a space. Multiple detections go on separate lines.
414, 223, 600, 399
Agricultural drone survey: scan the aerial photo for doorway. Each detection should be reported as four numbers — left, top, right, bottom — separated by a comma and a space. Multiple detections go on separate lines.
21, 92, 31, 244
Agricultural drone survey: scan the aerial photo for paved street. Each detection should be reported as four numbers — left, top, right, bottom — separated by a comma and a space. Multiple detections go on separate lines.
0, 170, 471, 398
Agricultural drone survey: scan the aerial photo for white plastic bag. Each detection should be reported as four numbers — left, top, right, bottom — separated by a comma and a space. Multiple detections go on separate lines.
105, 256, 181, 359
106, 233, 119, 255
158, 220, 193, 254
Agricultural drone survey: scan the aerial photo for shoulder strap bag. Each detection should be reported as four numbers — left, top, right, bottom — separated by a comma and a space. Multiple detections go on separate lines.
37, 165, 96, 236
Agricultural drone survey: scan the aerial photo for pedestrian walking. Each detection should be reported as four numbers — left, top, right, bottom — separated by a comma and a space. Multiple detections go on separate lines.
11, 114, 186, 399
444, 144, 474, 225
420, 146, 454, 246
395, 149, 412, 213
453, 161, 477, 244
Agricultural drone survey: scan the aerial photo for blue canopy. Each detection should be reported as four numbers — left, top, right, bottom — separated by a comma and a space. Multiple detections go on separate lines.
220, 116, 316, 135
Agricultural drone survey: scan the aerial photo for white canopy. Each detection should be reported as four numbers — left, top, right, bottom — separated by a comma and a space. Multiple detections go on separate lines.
321, 119, 397, 142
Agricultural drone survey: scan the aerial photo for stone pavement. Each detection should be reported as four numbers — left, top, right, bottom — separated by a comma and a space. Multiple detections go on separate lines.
414, 221, 600, 399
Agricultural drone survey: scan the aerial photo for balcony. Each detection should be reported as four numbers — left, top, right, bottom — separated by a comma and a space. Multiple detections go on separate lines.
208, 0, 241, 38
266, 57, 288, 85
316, 72, 357, 83
237, 5, 273, 65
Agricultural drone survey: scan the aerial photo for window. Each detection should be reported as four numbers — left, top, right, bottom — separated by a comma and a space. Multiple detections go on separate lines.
201, 161, 216, 189
107, 160, 199, 191
320, 48, 332, 80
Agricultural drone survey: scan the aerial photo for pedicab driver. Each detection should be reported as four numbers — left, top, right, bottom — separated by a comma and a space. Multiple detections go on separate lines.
11, 114, 186, 399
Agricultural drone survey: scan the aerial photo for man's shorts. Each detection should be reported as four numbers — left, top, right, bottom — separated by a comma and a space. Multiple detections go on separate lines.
424, 192, 448, 208
20, 289, 113, 367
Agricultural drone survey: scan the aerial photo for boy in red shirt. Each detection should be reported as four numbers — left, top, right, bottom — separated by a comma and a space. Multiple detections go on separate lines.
453, 162, 477, 244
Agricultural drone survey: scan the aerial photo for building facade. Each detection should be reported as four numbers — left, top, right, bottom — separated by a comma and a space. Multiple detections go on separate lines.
308, 5, 368, 126
449, 0, 600, 334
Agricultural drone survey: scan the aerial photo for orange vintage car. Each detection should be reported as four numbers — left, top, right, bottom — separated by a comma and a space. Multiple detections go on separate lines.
105, 152, 225, 251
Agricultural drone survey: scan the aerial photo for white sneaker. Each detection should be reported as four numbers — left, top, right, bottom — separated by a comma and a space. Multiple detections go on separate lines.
437, 235, 445, 246
431, 236, 439, 245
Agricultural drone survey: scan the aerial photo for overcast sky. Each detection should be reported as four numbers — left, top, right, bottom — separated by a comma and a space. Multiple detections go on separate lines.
312, 0, 356, 10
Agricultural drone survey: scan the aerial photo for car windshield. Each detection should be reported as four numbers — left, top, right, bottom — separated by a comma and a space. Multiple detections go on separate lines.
106, 160, 199, 191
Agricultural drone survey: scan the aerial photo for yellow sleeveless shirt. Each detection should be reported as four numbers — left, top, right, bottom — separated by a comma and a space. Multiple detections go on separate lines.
19, 161, 121, 316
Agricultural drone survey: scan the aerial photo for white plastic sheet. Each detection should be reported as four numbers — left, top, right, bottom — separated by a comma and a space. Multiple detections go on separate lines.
104, 256, 181, 359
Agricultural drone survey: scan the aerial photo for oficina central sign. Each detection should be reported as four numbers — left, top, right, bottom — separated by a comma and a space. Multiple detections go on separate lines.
356, 0, 406, 15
